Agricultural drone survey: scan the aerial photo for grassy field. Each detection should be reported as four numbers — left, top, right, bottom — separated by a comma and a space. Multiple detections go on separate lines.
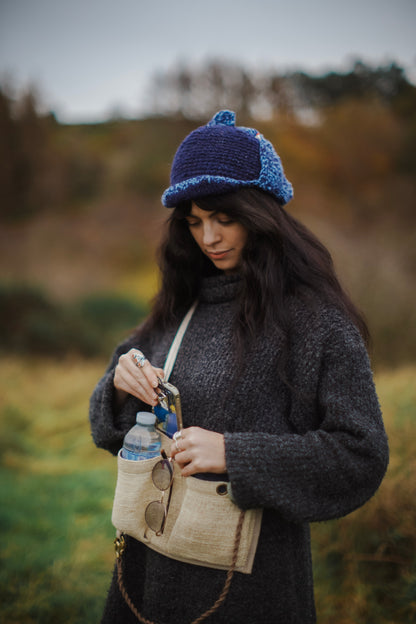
0, 357, 115, 624
0, 357, 415, 623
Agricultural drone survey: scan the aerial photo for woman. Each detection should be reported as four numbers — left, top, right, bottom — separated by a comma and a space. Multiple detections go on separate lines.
89, 110, 389, 623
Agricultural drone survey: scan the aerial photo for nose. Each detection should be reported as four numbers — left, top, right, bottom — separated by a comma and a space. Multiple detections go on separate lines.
202, 221, 221, 247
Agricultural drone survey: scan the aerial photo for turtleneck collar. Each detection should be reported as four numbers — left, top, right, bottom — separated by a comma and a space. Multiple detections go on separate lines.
198, 273, 242, 304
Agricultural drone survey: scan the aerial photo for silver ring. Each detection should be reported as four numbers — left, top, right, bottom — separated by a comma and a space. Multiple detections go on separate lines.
175, 440, 181, 452
173, 430, 183, 441
132, 352, 146, 368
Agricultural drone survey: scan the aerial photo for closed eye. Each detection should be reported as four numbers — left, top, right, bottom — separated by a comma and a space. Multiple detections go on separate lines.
186, 219, 200, 228
215, 212, 235, 225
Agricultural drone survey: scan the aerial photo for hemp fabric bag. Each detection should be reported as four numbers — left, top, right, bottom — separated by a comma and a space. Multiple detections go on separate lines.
111, 302, 263, 574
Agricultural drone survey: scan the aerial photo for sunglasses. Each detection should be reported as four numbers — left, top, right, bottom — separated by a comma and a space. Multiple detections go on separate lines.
145, 450, 174, 536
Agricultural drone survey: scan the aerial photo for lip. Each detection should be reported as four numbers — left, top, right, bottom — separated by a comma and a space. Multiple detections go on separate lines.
206, 250, 232, 260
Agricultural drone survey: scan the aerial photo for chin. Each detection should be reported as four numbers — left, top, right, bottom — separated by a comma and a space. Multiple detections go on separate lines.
221, 264, 239, 274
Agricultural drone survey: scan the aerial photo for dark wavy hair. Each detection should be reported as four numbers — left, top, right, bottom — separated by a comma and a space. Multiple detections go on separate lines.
142, 189, 369, 359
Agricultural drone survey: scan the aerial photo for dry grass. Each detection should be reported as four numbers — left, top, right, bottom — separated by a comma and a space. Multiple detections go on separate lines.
312, 366, 416, 623
0, 357, 415, 623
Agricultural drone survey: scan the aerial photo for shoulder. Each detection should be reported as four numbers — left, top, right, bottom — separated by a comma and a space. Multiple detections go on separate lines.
284, 295, 377, 423
288, 290, 357, 330
286, 292, 367, 363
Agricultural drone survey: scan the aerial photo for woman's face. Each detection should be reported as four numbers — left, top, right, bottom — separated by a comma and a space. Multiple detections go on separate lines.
186, 203, 248, 274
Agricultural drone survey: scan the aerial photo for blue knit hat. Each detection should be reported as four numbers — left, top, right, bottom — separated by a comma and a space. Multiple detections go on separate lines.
162, 110, 293, 207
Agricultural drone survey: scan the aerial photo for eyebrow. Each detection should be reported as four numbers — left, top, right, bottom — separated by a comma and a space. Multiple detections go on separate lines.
187, 209, 221, 220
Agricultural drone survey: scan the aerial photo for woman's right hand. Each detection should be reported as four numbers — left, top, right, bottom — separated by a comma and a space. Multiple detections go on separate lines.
113, 349, 164, 408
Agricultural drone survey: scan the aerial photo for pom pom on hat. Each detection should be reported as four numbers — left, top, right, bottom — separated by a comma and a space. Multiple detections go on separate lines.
162, 110, 293, 207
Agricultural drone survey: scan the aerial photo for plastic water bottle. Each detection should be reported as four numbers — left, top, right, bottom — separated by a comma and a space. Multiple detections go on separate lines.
121, 412, 161, 460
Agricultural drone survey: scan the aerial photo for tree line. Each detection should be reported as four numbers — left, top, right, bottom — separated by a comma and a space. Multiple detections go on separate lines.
0, 88, 104, 221
0, 59, 415, 222
147, 59, 416, 120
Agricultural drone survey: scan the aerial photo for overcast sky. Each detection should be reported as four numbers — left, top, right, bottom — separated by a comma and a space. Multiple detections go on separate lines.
1, 0, 415, 122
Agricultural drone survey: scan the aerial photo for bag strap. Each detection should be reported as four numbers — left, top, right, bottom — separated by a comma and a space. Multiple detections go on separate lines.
115, 509, 245, 624
163, 301, 198, 381
114, 299, 245, 622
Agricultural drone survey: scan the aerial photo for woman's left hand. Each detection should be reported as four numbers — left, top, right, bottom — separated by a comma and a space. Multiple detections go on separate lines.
170, 427, 226, 477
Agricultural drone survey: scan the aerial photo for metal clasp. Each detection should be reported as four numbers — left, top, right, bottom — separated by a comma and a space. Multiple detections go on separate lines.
114, 534, 126, 559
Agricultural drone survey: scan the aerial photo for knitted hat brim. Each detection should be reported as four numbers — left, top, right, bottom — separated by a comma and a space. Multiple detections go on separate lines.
162, 174, 291, 207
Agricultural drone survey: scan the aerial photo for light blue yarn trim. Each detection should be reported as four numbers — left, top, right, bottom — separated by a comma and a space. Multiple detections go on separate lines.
162, 166, 293, 207
258, 136, 294, 202
208, 110, 236, 126
162, 110, 294, 207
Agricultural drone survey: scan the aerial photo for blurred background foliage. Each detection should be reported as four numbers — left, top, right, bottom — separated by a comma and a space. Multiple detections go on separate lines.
0, 58, 415, 622
1, 59, 415, 366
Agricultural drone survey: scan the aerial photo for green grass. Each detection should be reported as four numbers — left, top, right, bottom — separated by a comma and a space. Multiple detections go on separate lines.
0, 357, 415, 623
0, 470, 114, 624
312, 366, 416, 624
0, 357, 116, 624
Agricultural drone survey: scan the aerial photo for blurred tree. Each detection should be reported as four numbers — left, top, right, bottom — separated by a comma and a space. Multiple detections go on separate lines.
0, 86, 51, 219
147, 58, 416, 123
0, 86, 106, 221
291, 61, 415, 110
268, 73, 294, 118
148, 60, 264, 119
319, 100, 403, 221
240, 68, 255, 118
206, 61, 227, 110
176, 64, 193, 117
0, 87, 16, 216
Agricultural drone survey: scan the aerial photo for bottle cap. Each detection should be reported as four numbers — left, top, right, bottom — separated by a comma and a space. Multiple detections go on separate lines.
136, 411, 157, 426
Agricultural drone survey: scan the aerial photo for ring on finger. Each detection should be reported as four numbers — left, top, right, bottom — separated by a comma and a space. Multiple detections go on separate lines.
175, 440, 181, 452
132, 352, 147, 368
173, 430, 183, 441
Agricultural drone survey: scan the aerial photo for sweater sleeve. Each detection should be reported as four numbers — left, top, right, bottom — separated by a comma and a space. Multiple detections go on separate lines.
224, 313, 389, 523
89, 337, 148, 455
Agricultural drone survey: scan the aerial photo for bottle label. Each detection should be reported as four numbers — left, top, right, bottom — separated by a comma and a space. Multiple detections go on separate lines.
121, 448, 161, 461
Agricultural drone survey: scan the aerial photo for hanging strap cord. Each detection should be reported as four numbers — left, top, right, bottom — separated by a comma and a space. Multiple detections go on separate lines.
115, 509, 245, 624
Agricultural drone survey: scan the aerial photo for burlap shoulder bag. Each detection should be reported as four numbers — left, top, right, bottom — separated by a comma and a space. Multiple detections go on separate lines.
111, 303, 263, 622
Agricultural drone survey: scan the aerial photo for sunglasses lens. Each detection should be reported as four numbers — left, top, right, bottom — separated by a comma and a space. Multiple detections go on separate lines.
145, 500, 166, 533
152, 458, 173, 491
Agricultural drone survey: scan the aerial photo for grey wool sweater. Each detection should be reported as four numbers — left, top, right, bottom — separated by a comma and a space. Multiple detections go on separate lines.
89, 273, 389, 624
